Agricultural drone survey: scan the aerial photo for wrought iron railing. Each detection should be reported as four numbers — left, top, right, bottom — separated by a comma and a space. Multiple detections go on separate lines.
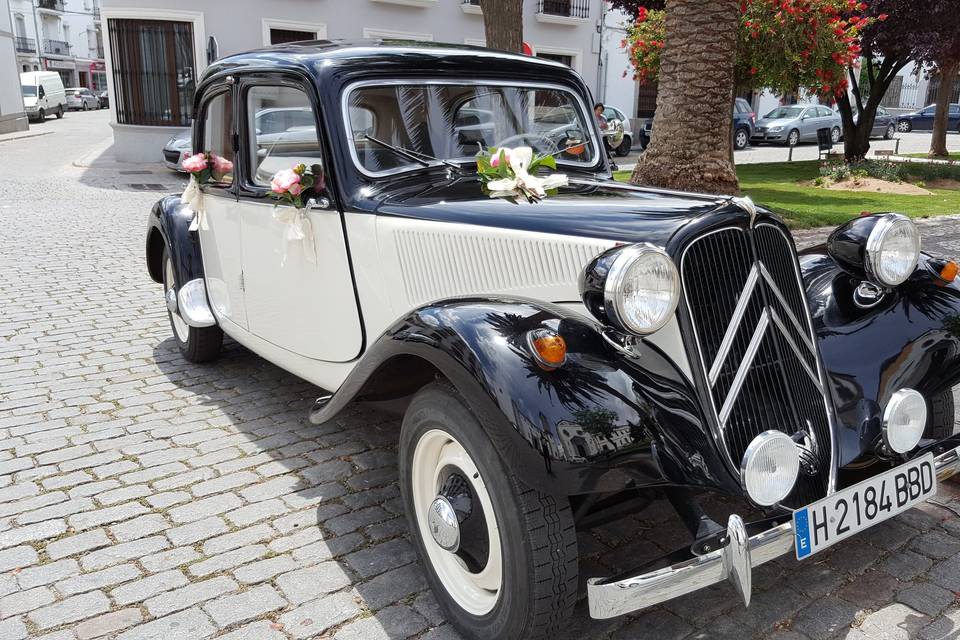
15, 37, 36, 53
37, 0, 65, 12
43, 39, 71, 55
538, 0, 590, 19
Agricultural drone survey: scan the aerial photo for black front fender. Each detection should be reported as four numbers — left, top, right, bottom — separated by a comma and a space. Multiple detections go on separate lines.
146, 195, 203, 289
801, 248, 960, 466
312, 298, 740, 498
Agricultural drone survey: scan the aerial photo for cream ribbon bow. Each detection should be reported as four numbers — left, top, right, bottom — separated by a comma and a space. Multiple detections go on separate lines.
183, 176, 206, 231
272, 206, 317, 266
485, 146, 568, 200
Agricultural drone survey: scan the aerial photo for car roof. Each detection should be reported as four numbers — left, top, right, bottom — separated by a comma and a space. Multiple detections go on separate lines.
202, 39, 580, 94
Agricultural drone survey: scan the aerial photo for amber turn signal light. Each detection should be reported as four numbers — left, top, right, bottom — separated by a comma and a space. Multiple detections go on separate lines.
940, 261, 958, 283
527, 329, 567, 369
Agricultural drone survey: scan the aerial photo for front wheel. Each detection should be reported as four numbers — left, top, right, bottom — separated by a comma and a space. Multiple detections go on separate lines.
786, 129, 800, 147
399, 383, 578, 640
885, 123, 896, 140
55, 106, 63, 119
162, 248, 222, 363
734, 127, 749, 150
38, 108, 45, 121
926, 388, 957, 440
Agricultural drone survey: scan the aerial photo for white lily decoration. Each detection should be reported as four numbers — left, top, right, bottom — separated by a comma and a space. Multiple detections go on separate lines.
182, 176, 206, 231
483, 146, 568, 202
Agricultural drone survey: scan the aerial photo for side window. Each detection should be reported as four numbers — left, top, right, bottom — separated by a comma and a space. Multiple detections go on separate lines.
950, 105, 960, 115
200, 91, 236, 185
247, 85, 325, 190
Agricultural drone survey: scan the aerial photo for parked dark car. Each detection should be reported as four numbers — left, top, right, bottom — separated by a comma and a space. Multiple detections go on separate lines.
897, 103, 960, 133
639, 97, 755, 150
145, 40, 960, 640
854, 105, 897, 139
98, 90, 108, 109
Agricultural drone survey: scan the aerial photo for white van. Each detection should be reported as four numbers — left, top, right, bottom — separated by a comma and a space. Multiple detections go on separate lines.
20, 71, 67, 122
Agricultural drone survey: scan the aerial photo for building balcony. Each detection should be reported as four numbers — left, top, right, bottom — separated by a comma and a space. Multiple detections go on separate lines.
461, 0, 482, 14
536, 0, 590, 24
43, 39, 71, 56
15, 37, 37, 54
37, 0, 65, 13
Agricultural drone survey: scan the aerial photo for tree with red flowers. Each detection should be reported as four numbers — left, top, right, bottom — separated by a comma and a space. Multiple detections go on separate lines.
835, 0, 955, 161
612, 0, 872, 193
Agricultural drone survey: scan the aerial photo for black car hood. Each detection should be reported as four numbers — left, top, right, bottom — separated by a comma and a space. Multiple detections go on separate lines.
368, 174, 730, 246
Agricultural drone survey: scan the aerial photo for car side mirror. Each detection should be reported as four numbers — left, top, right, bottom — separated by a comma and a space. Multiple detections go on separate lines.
801, 115, 809, 120
563, 128, 587, 155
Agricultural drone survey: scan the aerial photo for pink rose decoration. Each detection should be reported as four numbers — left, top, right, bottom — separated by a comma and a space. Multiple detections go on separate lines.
491, 148, 511, 168
270, 168, 301, 194
288, 183, 304, 196
211, 153, 233, 175
182, 152, 208, 173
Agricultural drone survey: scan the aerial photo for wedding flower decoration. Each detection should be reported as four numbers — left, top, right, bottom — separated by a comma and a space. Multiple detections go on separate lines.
269, 163, 324, 209
181, 151, 234, 231
268, 163, 326, 265
476, 146, 567, 203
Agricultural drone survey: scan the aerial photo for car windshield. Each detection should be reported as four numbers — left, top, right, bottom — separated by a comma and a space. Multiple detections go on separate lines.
346, 82, 598, 175
764, 106, 804, 119
21, 85, 36, 97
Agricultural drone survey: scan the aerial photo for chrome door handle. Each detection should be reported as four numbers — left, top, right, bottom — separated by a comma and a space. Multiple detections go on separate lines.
307, 196, 331, 210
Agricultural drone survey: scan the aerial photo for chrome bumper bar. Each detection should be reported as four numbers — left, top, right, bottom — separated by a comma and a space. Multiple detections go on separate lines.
587, 444, 960, 620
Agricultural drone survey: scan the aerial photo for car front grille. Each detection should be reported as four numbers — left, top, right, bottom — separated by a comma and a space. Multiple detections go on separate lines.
163, 149, 181, 164
680, 223, 833, 507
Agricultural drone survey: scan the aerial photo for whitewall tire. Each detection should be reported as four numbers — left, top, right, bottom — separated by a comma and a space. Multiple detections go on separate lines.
399, 383, 578, 640
162, 248, 223, 363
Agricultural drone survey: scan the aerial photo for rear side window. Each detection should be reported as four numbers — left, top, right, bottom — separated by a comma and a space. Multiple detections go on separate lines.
951, 105, 960, 115
246, 85, 326, 190
200, 91, 235, 186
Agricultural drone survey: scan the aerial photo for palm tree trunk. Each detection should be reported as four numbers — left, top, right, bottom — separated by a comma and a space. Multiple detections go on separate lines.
930, 60, 959, 158
630, 0, 740, 195
479, 0, 523, 52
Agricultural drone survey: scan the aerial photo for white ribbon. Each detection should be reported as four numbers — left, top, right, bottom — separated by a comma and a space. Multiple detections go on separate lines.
272, 206, 316, 266
182, 176, 206, 231
485, 146, 568, 200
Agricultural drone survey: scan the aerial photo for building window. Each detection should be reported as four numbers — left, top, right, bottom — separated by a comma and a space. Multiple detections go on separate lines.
269, 28, 317, 45
536, 52, 573, 67
107, 18, 195, 126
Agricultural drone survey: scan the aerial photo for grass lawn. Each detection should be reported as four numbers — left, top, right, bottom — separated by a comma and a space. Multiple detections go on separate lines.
614, 160, 960, 228
905, 152, 960, 160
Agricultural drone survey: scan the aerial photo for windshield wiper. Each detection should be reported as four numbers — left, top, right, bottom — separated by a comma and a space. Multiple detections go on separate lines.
364, 135, 463, 174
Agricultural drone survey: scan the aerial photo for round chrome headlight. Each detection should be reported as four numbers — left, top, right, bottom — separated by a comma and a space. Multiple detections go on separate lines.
741, 431, 800, 507
603, 245, 680, 335
866, 214, 920, 287
882, 389, 927, 454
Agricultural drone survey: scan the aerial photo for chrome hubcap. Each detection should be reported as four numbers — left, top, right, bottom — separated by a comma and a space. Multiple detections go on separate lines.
428, 496, 460, 552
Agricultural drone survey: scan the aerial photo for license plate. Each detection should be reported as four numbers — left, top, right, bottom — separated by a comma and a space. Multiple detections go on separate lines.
793, 454, 936, 560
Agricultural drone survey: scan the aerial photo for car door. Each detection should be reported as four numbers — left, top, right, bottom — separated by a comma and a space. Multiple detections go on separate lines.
237, 79, 362, 363
950, 104, 960, 129
917, 106, 936, 130
873, 106, 888, 136
800, 107, 817, 140
195, 86, 248, 330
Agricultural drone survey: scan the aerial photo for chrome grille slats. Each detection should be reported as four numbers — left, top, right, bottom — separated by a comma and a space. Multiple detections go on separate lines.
680, 223, 833, 507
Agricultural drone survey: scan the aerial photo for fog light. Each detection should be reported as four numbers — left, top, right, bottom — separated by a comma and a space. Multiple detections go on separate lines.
740, 431, 800, 507
883, 389, 926, 454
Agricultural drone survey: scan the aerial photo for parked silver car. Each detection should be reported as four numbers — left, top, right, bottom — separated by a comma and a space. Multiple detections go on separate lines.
162, 128, 192, 171
65, 87, 100, 111
601, 105, 634, 157
752, 104, 842, 146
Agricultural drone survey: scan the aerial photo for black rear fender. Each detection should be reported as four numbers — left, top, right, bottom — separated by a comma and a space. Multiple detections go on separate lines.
146, 195, 203, 289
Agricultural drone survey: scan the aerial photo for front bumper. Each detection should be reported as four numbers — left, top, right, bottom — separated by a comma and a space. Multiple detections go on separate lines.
587, 444, 960, 619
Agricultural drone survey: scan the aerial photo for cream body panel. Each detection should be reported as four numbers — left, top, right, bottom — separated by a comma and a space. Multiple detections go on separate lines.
240, 199, 362, 362
198, 191, 247, 329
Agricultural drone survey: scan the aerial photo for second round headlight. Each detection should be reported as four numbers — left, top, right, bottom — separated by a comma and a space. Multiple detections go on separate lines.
866, 214, 920, 287
741, 431, 800, 507
603, 245, 680, 335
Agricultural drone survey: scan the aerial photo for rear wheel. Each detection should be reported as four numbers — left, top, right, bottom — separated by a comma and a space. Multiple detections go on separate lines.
162, 248, 222, 363
614, 134, 632, 157
55, 106, 63, 119
885, 123, 896, 140
734, 127, 749, 150
897, 120, 912, 133
399, 383, 578, 640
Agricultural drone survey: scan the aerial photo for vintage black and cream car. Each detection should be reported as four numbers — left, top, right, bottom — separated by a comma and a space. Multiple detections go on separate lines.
145, 40, 960, 639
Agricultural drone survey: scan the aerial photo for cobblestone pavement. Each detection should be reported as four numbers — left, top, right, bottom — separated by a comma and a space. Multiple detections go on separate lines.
2, 111, 960, 640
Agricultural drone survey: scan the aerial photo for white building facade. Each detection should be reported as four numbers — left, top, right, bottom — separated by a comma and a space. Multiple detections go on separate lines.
1, 0, 28, 133
98, 0, 609, 162
8, 0, 105, 89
